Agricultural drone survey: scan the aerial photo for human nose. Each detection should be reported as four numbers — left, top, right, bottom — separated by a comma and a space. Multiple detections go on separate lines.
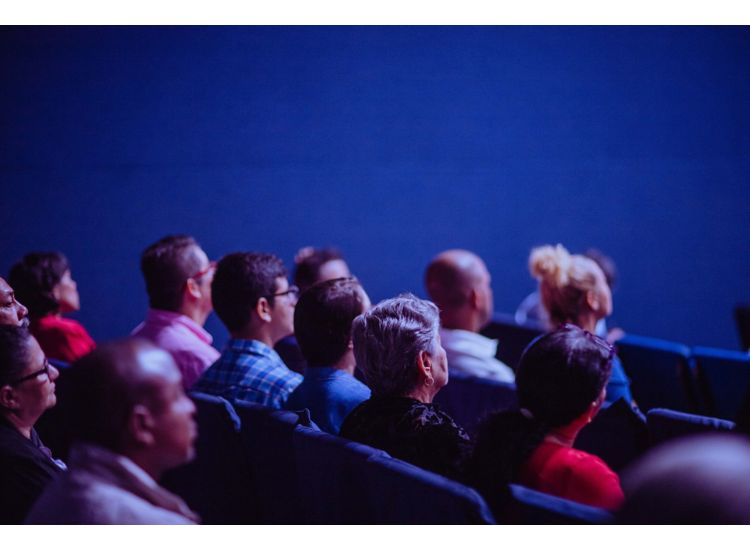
17, 301, 28, 321
49, 365, 60, 381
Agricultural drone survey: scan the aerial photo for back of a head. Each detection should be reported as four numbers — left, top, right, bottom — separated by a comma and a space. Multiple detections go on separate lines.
211, 252, 286, 332
424, 249, 482, 310
294, 277, 367, 367
8, 252, 69, 318
529, 244, 600, 326
140, 234, 203, 312
619, 434, 750, 524
351, 293, 439, 397
468, 325, 613, 505
64, 338, 165, 452
293, 247, 347, 293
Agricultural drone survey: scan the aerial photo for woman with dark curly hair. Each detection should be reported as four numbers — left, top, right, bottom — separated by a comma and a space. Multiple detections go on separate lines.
9, 252, 95, 363
467, 324, 623, 512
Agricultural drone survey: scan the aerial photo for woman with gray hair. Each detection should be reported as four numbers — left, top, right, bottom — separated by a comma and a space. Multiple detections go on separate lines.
339, 294, 471, 480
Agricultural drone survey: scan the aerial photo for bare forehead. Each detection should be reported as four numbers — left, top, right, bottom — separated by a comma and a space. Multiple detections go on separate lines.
0, 278, 12, 297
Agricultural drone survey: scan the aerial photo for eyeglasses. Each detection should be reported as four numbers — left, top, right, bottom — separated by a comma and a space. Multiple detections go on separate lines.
10, 358, 51, 385
265, 285, 300, 301
188, 261, 217, 281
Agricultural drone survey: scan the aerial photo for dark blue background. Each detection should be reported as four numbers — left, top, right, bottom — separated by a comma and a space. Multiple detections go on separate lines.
1, 26, 748, 349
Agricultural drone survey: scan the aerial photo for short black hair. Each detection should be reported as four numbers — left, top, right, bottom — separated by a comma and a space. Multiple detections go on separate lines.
8, 252, 69, 318
294, 277, 366, 367
140, 235, 204, 312
293, 247, 345, 293
0, 325, 33, 386
211, 252, 287, 332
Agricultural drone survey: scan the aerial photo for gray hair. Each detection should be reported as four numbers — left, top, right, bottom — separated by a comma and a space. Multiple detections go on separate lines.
352, 293, 440, 397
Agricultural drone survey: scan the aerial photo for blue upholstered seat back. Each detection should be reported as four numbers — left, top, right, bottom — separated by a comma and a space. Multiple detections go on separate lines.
479, 313, 545, 370
693, 346, 750, 419
616, 333, 696, 413
505, 484, 613, 525
161, 392, 254, 524
646, 407, 735, 447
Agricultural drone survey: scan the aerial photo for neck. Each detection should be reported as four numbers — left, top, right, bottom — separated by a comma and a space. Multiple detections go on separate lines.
543, 412, 592, 448
231, 325, 275, 348
576, 312, 600, 333
440, 308, 482, 333
1, 411, 33, 439
331, 349, 356, 376
405, 384, 435, 404
178, 303, 208, 327
123, 450, 164, 482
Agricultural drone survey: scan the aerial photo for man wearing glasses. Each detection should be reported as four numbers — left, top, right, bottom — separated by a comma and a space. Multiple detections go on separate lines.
193, 252, 302, 409
132, 235, 220, 390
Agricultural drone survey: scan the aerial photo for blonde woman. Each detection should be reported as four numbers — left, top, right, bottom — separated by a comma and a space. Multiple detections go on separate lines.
529, 244, 632, 405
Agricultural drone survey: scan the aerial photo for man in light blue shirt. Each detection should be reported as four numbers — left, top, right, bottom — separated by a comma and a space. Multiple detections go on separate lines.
285, 277, 371, 434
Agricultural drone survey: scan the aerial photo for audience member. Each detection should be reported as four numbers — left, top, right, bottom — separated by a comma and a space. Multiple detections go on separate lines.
0, 326, 64, 524
517, 247, 622, 342
285, 277, 371, 433
26, 339, 199, 524
619, 434, 750, 524
131, 235, 220, 390
277, 246, 352, 374
467, 324, 623, 512
193, 252, 302, 408
0, 277, 29, 327
340, 294, 471, 481
424, 249, 514, 382
9, 252, 95, 362
528, 244, 632, 405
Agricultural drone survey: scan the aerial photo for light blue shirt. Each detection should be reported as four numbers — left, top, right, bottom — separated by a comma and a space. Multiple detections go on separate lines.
285, 367, 371, 434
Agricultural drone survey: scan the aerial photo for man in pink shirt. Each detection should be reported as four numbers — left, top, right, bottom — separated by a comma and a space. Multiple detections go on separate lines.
131, 235, 220, 389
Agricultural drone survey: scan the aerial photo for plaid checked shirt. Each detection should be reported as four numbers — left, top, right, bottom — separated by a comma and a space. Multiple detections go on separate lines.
192, 338, 302, 409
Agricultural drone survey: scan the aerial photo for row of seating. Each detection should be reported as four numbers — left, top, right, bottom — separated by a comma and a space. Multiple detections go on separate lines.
160, 393, 618, 524
481, 313, 750, 419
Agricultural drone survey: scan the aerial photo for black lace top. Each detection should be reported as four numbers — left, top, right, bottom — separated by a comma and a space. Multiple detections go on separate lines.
339, 396, 472, 481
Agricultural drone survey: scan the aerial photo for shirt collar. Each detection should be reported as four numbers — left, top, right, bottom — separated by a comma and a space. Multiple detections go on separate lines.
145, 308, 214, 344
439, 327, 499, 358
226, 338, 282, 361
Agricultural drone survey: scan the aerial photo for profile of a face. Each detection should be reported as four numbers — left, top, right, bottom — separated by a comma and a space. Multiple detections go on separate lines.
54, 270, 80, 313
0, 278, 29, 327
7, 336, 59, 422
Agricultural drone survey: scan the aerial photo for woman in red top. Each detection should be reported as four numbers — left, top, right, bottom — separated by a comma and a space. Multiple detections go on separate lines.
9, 252, 95, 363
467, 324, 623, 513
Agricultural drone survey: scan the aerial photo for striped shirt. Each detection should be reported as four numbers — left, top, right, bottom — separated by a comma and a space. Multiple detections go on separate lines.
193, 338, 302, 409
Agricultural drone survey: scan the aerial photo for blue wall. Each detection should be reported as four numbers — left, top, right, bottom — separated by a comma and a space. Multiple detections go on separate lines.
2, 26, 749, 349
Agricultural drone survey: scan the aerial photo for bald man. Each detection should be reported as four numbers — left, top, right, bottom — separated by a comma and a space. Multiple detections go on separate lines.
424, 250, 514, 382
26, 339, 199, 524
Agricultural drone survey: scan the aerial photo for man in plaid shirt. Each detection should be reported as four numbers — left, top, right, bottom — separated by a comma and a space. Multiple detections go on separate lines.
193, 252, 302, 409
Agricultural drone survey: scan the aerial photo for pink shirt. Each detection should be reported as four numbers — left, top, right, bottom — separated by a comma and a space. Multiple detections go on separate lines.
131, 309, 220, 390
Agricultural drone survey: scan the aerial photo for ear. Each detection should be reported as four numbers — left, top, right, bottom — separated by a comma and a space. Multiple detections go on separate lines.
52, 282, 62, 303
416, 349, 434, 384
0, 385, 18, 410
468, 287, 480, 310
585, 289, 600, 312
255, 297, 272, 323
128, 404, 157, 447
185, 278, 202, 301
346, 339, 354, 351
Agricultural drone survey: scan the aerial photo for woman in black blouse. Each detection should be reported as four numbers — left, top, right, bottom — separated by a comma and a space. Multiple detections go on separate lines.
340, 293, 471, 480
0, 325, 65, 523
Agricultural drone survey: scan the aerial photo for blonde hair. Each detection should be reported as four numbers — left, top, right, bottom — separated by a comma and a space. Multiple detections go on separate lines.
529, 244, 601, 327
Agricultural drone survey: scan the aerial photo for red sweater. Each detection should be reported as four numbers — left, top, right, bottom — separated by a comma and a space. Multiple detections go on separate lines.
31, 315, 96, 363
519, 440, 624, 510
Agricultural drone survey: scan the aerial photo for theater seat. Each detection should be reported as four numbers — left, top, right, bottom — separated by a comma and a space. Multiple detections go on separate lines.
161, 392, 256, 524
734, 303, 750, 351
693, 346, 750, 419
615, 334, 696, 413
291, 428, 388, 523
433, 371, 517, 435
480, 313, 545, 370
646, 408, 735, 447
576, 398, 649, 472
504, 484, 614, 525
362, 454, 495, 524
234, 402, 317, 524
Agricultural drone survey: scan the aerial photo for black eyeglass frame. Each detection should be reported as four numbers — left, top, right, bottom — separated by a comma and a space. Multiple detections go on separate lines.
264, 285, 300, 301
8, 358, 51, 386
